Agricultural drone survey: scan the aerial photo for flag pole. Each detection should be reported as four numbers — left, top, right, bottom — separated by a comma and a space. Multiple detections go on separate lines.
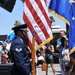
31, 30, 36, 75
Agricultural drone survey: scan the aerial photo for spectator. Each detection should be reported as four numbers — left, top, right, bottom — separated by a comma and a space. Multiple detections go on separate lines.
56, 30, 67, 74
6, 39, 12, 63
45, 42, 56, 75
1, 44, 8, 64
61, 38, 70, 75
6, 30, 15, 63
6, 39, 12, 52
37, 47, 45, 66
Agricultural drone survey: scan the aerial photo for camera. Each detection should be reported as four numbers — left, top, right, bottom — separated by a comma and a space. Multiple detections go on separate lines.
60, 37, 66, 47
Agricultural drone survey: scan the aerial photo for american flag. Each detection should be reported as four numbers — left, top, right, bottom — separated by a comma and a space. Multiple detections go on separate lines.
45, 0, 50, 7
23, 0, 53, 51
46, 0, 50, 2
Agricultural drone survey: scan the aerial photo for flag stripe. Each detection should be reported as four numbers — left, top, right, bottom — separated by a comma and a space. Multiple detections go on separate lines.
24, 3, 46, 41
23, 13, 42, 44
25, 0, 50, 39
35, 0, 51, 29
23, 0, 53, 50
34, 0, 52, 38
23, 13, 39, 50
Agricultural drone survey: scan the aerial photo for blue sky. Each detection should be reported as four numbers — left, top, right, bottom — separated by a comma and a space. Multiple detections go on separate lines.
0, 0, 66, 35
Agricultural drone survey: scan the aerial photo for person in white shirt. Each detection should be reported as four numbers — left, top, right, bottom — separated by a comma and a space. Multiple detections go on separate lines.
56, 30, 67, 74
6, 39, 12, 63
61, 38, 70, 75
6, 39, 12, 51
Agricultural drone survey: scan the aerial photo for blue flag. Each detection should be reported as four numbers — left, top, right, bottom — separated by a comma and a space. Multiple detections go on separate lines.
69, 3, 75, 60
48, 0, 75, 61
48, 0, 70, 26
7, 30, 15, 41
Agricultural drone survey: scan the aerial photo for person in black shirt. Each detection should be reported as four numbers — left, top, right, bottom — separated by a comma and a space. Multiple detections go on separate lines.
45, 42, 56, 75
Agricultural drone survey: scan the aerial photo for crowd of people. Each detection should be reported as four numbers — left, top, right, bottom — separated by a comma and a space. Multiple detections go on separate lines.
36, 30, 75, 75
56, 30, 70, 75
0, 39, 12, 64
0, 23, 75, 75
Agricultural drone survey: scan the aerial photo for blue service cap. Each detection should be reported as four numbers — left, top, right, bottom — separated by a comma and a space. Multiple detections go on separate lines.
12, 24, 28, 31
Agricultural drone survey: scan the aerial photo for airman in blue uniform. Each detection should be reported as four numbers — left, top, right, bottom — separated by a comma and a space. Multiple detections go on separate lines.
10, 24, 31, 75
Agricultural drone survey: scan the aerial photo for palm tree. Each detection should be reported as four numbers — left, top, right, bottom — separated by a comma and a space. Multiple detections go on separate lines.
14, 20, 21, 26
49, 16, 55, 24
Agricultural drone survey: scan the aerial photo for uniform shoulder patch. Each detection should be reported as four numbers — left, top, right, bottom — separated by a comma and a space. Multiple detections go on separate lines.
15, 48, 22, 52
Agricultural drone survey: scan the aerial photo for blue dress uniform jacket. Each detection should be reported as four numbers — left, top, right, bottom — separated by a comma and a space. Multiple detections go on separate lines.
10, 36, 31, 75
